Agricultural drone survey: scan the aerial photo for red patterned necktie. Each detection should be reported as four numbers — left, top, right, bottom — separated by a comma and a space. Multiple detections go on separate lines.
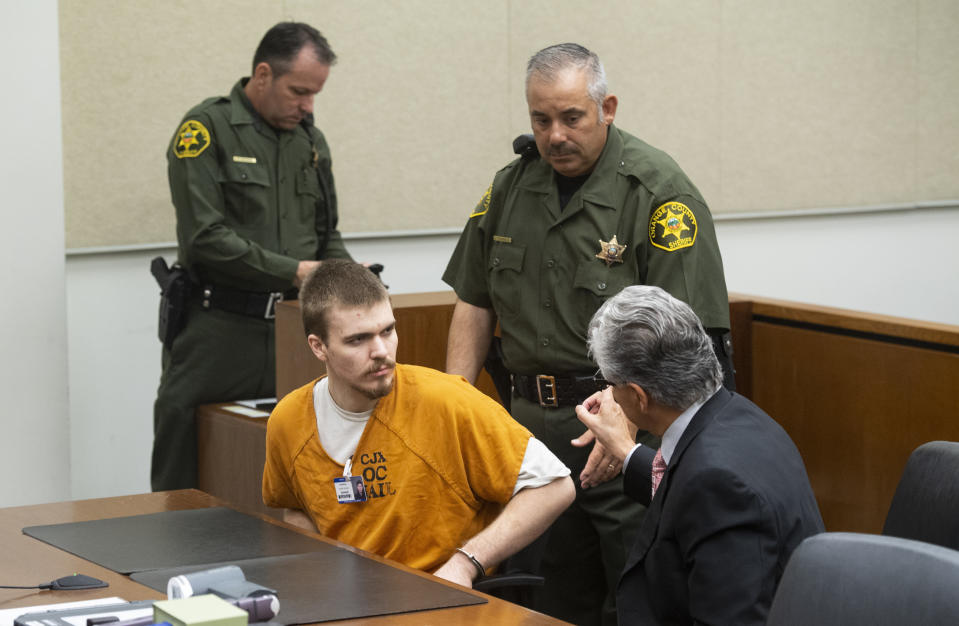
651, 449, 667, 498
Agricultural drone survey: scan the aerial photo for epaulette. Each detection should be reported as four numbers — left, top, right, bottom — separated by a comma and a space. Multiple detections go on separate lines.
619, 148, 698, 202
179, 96, 228, 124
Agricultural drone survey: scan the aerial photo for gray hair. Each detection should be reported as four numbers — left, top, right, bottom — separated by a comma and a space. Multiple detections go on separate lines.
587, 285, 722, 410
526, 43, 608, 122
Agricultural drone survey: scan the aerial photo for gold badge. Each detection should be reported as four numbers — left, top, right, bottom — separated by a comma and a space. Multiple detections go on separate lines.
173, 120, 211, 159
649, 202, 698, 252
595, 235, 627, 266
470, 182, 493, 218
311, 146, 319, 169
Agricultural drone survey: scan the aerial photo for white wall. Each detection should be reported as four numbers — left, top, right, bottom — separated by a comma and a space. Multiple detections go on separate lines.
65, 207, 959, 500
718, 205, 959, 324
0, 0, 71, 507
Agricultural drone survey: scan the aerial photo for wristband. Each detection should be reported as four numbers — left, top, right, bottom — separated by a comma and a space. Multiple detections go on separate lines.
456, 547, 486, 579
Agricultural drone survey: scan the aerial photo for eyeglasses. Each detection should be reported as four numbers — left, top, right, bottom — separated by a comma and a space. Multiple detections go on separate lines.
592, 369, 612, 387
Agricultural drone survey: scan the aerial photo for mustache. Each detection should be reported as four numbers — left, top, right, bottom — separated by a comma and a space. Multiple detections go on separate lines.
548, 143, 579, 157
368, 358, 396, 374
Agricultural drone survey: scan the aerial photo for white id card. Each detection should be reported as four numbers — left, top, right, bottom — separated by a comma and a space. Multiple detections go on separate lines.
334, 476, 367, 503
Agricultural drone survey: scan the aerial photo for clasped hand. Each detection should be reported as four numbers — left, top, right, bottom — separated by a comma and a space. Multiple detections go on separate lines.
572, 388, 637, 489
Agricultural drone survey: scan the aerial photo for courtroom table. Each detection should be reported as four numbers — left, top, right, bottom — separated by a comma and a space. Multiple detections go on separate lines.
0, 490, 566, 625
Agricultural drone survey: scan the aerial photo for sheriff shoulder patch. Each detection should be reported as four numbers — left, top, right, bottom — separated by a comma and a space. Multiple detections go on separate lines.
649, 201, 698, 252
470, 182, 493, 218
173, 120, 211, 159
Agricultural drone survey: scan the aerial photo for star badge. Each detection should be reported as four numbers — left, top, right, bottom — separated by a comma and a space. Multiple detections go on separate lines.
595, 235, 627, 266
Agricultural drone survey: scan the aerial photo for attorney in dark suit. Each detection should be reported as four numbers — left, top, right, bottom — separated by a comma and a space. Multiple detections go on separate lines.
573, 285, 824, 625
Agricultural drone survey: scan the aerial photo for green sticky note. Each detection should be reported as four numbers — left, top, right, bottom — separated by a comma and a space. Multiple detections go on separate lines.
153, 594, 247, 626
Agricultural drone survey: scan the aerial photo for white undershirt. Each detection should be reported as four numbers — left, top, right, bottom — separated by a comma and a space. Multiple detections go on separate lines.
312, 378, 569, 495
313, 377, 371, 466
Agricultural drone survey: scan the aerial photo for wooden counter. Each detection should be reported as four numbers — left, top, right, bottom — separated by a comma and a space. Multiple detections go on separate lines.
729, 294, 959, 533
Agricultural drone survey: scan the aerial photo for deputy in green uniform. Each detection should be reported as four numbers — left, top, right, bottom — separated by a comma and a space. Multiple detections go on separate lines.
443, 43, 734, 625
152, 22, 354, 491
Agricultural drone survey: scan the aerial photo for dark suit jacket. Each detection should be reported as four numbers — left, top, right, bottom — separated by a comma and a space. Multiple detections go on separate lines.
618, 389, 824, 625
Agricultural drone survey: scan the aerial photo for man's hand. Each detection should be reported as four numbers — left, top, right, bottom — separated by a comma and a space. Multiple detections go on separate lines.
294, 260, 322, 287
573, 434, 621, 489
433, 551, 478, 588
435, 477, 574, 589
572, 388, 637, 488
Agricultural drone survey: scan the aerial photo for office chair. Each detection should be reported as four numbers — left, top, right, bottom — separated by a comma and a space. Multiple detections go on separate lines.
882, 440, 959, 549
767, 532, 959, 625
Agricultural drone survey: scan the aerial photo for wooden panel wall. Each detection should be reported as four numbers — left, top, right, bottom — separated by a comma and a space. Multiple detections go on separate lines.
740, 297, 959, 533
196, 405, 276, 519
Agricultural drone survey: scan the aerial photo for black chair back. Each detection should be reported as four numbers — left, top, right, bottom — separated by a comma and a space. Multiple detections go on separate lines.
767, 532, 959, 625
882, 440, 959, 549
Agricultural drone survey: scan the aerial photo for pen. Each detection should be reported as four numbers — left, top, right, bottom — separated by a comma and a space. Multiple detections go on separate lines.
109, 618, 164, 626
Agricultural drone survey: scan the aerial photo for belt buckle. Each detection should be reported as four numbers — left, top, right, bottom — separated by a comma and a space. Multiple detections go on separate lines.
535, 374, 558, 408
264, 292, 284, 319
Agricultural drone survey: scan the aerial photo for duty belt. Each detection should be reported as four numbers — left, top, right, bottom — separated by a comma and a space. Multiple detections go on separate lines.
198, 285, 297, 320
511, 373, 608, 408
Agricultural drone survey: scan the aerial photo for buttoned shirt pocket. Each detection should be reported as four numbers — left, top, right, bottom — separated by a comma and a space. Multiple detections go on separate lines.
295, 167, 322, 221
573, 260, 634, 325
218, 162, 272, 228
488, 242, 526, 319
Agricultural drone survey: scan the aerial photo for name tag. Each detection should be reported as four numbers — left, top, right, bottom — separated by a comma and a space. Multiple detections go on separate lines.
232, 155, 257, 164
334, 476, 367, 503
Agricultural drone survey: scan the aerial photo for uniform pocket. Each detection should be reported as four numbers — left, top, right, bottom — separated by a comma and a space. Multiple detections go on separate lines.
573, 260, 634, 324
218, 163, 272, 227
488, 242, 526, 319
296, 168, 321, 197
296, 168, 322, 221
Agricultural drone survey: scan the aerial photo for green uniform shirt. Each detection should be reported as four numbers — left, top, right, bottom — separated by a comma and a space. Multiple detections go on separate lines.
167, 79, 351, 292
443, 125, 729, 375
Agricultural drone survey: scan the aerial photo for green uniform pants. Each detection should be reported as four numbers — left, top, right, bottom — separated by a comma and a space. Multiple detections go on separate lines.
152, 302, 275, 491
512, 396, 659, 626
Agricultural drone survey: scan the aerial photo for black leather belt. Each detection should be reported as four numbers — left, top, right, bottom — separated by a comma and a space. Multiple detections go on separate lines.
197, 285, 298, 320
511, 373, 608, 408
